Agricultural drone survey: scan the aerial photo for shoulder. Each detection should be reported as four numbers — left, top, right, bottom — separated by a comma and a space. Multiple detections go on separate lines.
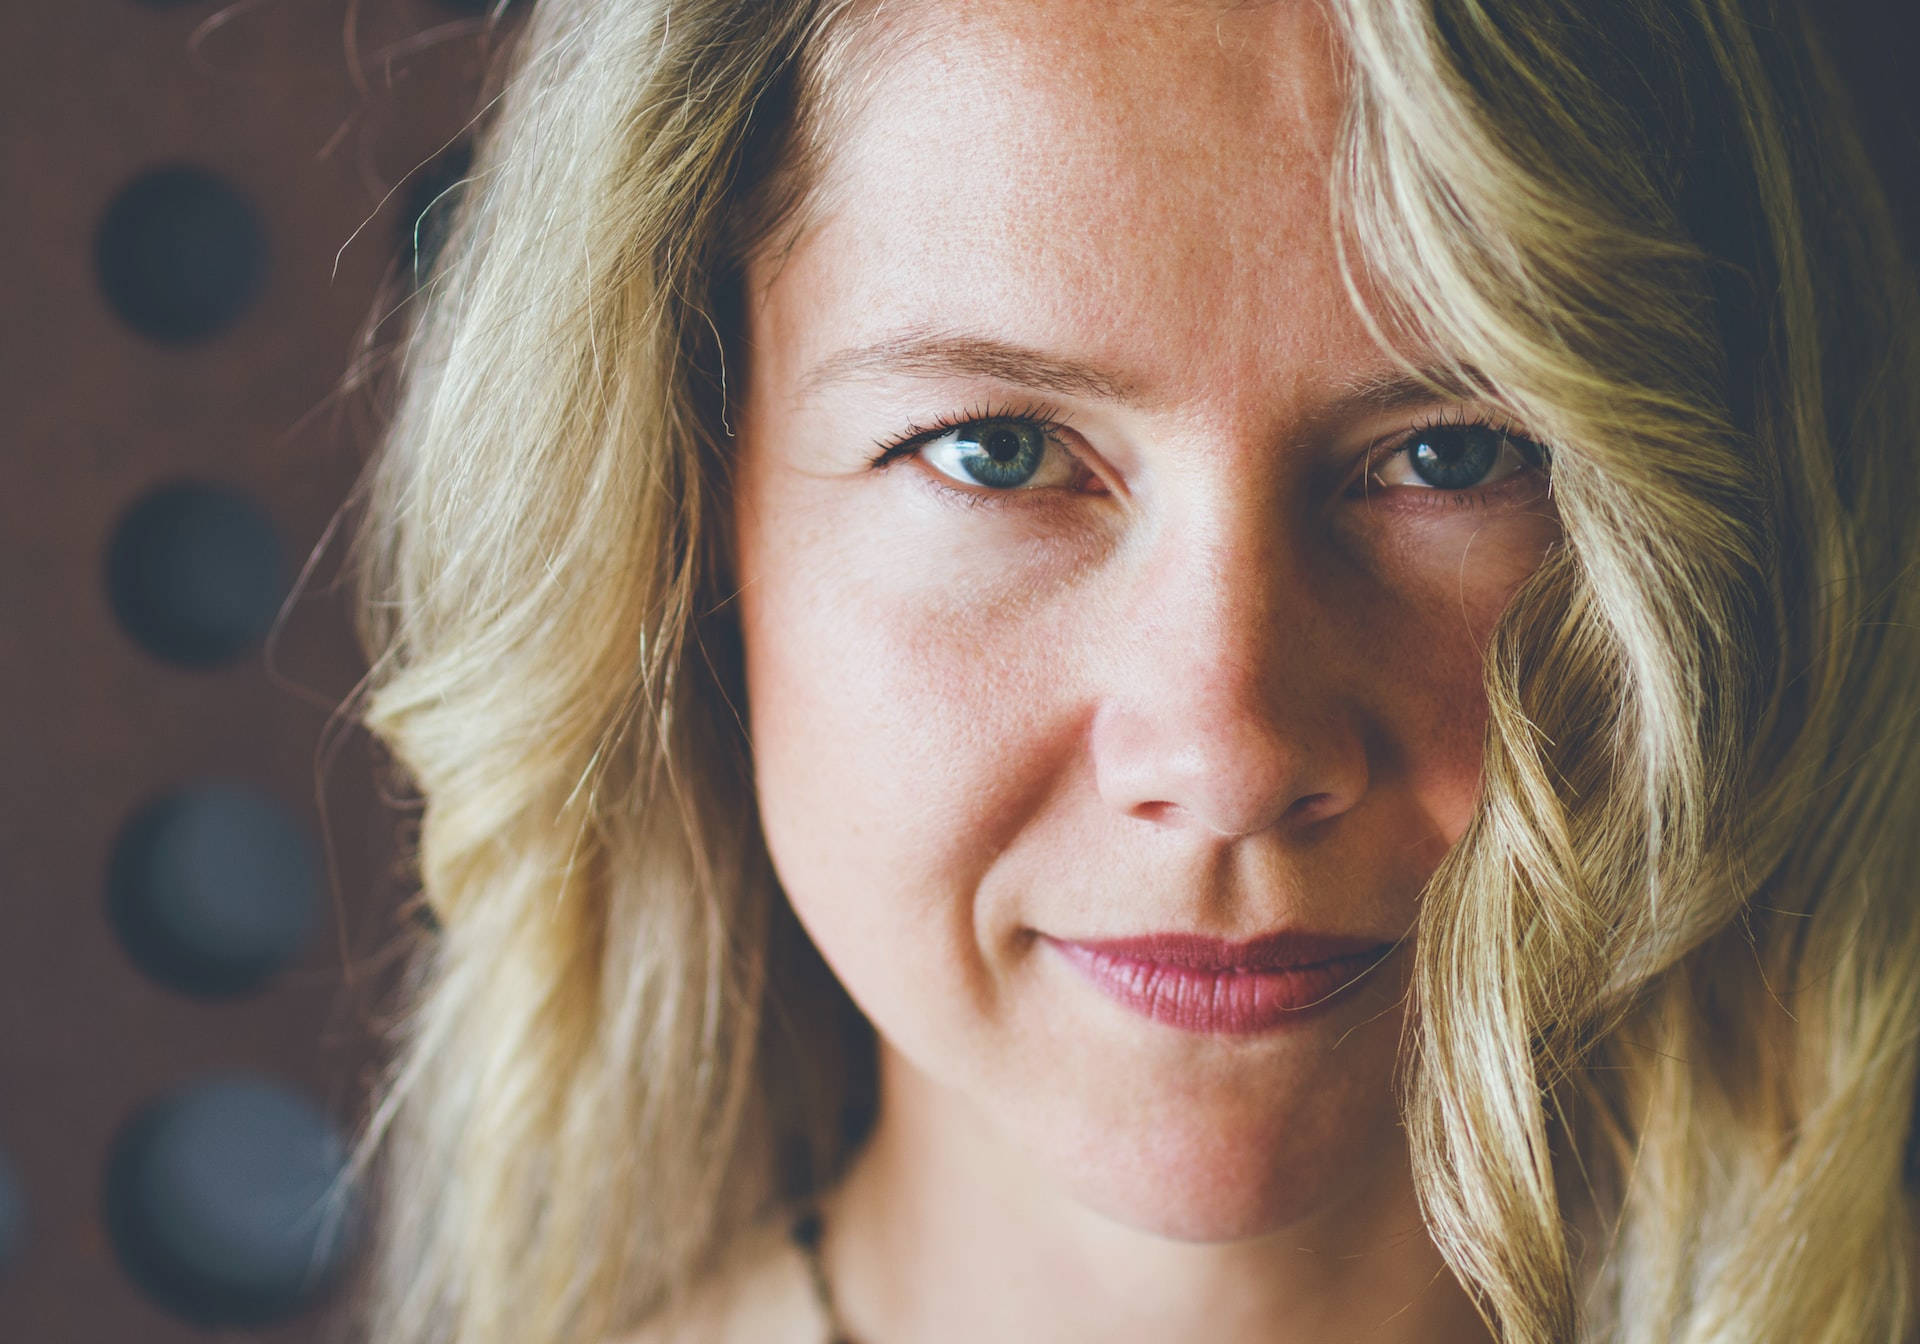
611, 1213, 822, 1344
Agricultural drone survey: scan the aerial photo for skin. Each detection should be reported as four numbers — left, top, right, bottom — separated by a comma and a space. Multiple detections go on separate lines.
725, 1, 1561, 1340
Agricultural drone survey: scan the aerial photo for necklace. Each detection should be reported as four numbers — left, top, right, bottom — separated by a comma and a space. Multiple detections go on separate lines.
789, 1204, 859, 1344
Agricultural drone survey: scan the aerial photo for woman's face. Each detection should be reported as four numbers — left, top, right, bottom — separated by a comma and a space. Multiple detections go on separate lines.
731, 0, 1560, 1241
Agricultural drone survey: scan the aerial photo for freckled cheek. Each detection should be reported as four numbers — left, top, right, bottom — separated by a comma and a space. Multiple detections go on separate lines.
749, 569, 1017, 757
1407, 689, 1494, 849
733, 560, 1044, 998
1368, 536, 1550, 847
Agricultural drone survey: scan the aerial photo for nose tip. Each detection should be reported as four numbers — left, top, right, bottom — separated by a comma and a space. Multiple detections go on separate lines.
1087, 504, 1372, 843
1093, 694, 1366, 841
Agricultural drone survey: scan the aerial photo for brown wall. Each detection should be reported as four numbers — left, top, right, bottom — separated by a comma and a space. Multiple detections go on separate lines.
2, 2, 518, 1339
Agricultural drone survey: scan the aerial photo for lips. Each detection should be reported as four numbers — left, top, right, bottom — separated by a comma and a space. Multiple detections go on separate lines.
1045, 930, 1397, 1035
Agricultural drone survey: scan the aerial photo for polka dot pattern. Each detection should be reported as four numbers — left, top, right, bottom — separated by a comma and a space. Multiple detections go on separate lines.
94, 166, 265, 346
107, 783, 320, 998
105, 480, 286, 668
103, 1076, 362, 1329
11, 2, 530, 1337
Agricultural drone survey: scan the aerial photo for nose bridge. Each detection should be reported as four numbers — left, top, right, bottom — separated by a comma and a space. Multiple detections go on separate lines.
1090, 487, 1364, 839
1144, 499, 1300, 724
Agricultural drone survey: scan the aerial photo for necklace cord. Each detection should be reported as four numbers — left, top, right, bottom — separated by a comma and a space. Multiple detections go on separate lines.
789, 1205, 857, 1344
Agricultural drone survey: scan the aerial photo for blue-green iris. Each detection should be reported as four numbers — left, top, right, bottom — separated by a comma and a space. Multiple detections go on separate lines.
951, 419, 1049, 488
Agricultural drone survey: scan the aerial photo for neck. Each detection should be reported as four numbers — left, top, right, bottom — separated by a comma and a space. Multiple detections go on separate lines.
814, 1040, 1494, 1344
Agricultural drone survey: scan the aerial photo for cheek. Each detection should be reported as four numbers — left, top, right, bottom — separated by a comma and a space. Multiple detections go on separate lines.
742, 577, 1013, 873
1359, 503, 1563, 815
1395, 663, 1495, 853
733, 497, 1055, 1031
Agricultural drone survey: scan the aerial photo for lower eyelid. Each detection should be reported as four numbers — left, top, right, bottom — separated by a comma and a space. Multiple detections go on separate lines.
912, 464, 1015, 510
1377, 462, 1551, 515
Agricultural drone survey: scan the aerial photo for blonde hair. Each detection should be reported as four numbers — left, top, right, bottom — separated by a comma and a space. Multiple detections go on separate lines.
334, 2, 1920, 1342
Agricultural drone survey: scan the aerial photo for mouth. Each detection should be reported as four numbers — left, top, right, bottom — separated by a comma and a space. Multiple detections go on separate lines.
1042, 931, 1399, 1036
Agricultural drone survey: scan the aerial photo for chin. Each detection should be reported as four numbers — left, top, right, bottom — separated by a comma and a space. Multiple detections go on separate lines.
1064, 1163, 1341, 1245
1040, 1104, 1389, 1245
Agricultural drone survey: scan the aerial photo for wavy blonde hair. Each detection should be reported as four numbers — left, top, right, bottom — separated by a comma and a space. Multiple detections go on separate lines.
334, 1, 1920, 1342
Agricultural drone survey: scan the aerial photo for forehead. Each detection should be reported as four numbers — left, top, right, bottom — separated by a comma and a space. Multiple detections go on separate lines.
834, 0, 1339, 140
750, 0, 1375, 417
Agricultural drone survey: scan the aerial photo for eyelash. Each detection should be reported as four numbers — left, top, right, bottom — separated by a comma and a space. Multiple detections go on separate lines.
864, 400, 1553, 514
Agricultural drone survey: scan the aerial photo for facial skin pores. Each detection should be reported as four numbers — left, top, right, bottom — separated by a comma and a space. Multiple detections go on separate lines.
728, 2, 1558, 1340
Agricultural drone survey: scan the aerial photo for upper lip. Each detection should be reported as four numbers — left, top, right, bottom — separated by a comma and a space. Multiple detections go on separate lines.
1052, 930, 1396, 972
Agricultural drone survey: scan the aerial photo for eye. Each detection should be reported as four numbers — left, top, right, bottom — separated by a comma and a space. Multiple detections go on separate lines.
866, 405, 1087, 497
866, 405, 1552, 513
1361, 419, 1551, 505
922, 417, 1082, 491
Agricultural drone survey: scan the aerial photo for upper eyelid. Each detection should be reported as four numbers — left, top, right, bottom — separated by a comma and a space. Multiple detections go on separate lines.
1362, 414, 1543, 468
869, 399, 1072, 462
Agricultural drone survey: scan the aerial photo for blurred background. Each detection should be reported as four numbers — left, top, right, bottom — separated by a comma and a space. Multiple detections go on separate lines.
0, 1, 1913, 1341
4, 1, 522, 1340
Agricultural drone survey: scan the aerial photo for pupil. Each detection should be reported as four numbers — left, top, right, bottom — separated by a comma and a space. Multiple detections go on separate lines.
984, 427, 1021, 462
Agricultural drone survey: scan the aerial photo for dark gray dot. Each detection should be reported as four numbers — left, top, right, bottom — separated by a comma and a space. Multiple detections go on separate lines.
103, 1076, 362, 1329
0, 1144, 25, 1274
95, 165, 265, 345
107, 783, 319, 998
401, 141, 473, 290
105, 479, 285, 668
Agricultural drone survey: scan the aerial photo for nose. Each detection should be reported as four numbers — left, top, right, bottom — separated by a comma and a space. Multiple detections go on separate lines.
1089, 514, 1369, 840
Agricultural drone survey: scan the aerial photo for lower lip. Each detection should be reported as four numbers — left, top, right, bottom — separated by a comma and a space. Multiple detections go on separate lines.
1047, 939, 1394, 1035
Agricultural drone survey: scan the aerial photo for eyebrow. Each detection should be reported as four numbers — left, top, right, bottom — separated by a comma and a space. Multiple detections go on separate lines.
800, 326, 1139, 402
796, 325, 1488, 416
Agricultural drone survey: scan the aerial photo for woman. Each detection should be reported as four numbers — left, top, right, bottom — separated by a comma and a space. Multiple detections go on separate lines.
338, 0, 1920, 1341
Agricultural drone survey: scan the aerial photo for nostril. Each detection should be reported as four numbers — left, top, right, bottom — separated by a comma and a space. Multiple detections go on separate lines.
1286, 793, 1342, 826
1133, 800, 1182, 825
